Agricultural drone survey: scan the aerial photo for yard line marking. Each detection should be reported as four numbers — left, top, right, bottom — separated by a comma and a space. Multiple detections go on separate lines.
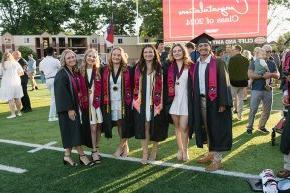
0, 139, 259, 179
0, 164, 27, 174
28, 141, 57, 153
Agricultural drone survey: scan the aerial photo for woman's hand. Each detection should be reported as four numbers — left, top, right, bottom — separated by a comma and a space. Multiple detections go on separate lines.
133, 98, 140, 113
68, 110, 76, 121
282, 96, 289, 106
154, 104, 162, 117
218, 105, 226, 112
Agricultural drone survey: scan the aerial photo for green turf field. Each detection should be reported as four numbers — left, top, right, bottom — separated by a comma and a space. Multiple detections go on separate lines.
0, 83, 286, 193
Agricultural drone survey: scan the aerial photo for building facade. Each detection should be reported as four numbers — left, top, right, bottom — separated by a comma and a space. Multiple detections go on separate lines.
0, 32, 153, 63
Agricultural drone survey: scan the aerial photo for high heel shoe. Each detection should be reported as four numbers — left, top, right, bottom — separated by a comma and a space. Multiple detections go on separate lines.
113, 146, 124, 157
91, 150, 101, 164
121, 144, 129, 158
63, 155, 78, 167
79, 155, 95, 166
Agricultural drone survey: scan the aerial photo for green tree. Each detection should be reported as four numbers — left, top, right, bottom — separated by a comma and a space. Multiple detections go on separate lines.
268, 0, 290, 7
138, 0, 163, 38
18, 46, 37, 60
276, 31, 290, 52
0, 0, 29, 35
99, 0, 136, 35
0, 0, 75, 35
68, 0, 104, 35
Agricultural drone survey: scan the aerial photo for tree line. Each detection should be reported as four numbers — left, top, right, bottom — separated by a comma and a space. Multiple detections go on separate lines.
0, 0, 288, 38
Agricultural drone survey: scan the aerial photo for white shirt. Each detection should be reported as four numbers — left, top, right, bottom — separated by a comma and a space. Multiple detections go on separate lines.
198, 55, 211, 95
39, 56, 61, 78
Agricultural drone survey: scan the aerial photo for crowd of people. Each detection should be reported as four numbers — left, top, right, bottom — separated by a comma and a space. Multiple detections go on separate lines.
0, 33, 289, 176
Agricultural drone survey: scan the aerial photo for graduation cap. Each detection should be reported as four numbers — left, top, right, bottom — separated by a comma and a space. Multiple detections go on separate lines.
191, 33, 214, 45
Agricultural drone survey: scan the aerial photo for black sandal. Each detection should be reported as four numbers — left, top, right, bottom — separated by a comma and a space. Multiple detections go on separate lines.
91, 151, 101, 164
63, 155, 78, 167
79, 155, 95, 166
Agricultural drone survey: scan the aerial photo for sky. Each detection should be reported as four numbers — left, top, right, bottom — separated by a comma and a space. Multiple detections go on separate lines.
267, 5, 290, 42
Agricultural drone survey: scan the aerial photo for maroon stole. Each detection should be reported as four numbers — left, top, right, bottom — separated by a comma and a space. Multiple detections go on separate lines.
167, 62, 192, 100
71, 73, 89, 111
92, 67, 102, 109
102, 66, 132, 113
133, 65, 162, 109
191, 56, 217, 101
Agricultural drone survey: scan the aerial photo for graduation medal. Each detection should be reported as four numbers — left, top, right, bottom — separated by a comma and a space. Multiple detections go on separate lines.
88, 89, 92, 94
112, 66, 122, 92
113, 85, 118, 91
175, 63, 184, 86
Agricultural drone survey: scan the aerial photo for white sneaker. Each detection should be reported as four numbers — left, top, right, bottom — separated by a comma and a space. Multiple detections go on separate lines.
6, 114, 16, 119
48, 117, 58, 122
17, 112, 22, 117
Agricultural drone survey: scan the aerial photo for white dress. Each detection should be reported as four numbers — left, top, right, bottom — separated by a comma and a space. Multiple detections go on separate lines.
0, 61, 24, 101
87, 69, 103, 124
169, 68, 188, 116
110, 74, 122, 121
146, 73, 154, 122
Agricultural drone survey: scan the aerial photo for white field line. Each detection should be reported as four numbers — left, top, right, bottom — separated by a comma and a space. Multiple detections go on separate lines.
0, 138, 259, 179
0, 164, 27, 173
28, 141, 57, 153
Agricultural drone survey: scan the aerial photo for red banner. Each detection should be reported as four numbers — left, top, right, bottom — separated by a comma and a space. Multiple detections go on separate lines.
163, 0, 268, 42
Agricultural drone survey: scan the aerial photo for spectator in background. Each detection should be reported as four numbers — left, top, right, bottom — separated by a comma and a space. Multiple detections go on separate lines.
246, 44, 280, 134
222, 45, 233, 68
228, 45, 249, 120
39, 47, 61, 121
0, 52, 24, 118
12, 51, 32, 113
27, 53, 38, 91
242, 49, 253, 101
185, 42, 200, 63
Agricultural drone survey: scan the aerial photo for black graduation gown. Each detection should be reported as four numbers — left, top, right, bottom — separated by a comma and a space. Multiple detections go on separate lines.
134, 69, 169, 142
54, 68, 92, 149
101, 67, 135, 139
280, 107, 290, 155
190, 58, 233, 151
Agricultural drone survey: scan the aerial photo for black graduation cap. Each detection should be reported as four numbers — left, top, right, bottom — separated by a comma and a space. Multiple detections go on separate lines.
190, 33, 214, 45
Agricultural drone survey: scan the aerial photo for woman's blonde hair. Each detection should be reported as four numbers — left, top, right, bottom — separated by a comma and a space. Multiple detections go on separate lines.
169, 43, 192, 67
80, 48, 100, 76
108, 47, 128, 71
1, 52, 15, 70
60, 49, 78, 72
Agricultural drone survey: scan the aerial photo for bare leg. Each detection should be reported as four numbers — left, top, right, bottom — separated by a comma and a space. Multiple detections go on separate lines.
141, 122, 150, 164
149, 141, 158, 161
179, 115, 189, 161
63, 148, 77, 166
90, 124, 97, 152
114, 121, 128, 157
172, 114, 183, 160
76, 146, 92, 165
15, 98, 22, 113
8, 99, 16, 116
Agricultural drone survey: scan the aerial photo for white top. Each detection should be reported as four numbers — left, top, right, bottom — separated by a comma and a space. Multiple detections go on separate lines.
86, 69, 103, 124
198, 55, 211, 95
169, 68, 189, 115
39, 56, 61, 78
0, 61, 24, 100
146, 73, 154, 122
110, 74, 122, 109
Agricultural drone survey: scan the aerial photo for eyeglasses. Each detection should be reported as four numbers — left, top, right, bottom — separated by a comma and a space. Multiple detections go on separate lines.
198, 43, 210, 48
265, 50, 272, 53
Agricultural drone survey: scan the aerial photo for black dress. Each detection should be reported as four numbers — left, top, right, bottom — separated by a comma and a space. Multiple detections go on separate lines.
134, 67, 169, 142
190, 58, 233, 152
54, 67, 92, 149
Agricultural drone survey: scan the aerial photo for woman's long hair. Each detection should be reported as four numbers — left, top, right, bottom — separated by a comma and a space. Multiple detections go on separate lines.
108, 47, 128, 71
138, 44, 161, 73
1, 52, 15, 70
80, 48, 100, 76
168, 43, 192, 67
60, 49, 78, 73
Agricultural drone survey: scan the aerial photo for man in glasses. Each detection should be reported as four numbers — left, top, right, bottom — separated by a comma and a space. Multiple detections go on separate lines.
246, 44, 280, 135
189, 33, 233, 171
